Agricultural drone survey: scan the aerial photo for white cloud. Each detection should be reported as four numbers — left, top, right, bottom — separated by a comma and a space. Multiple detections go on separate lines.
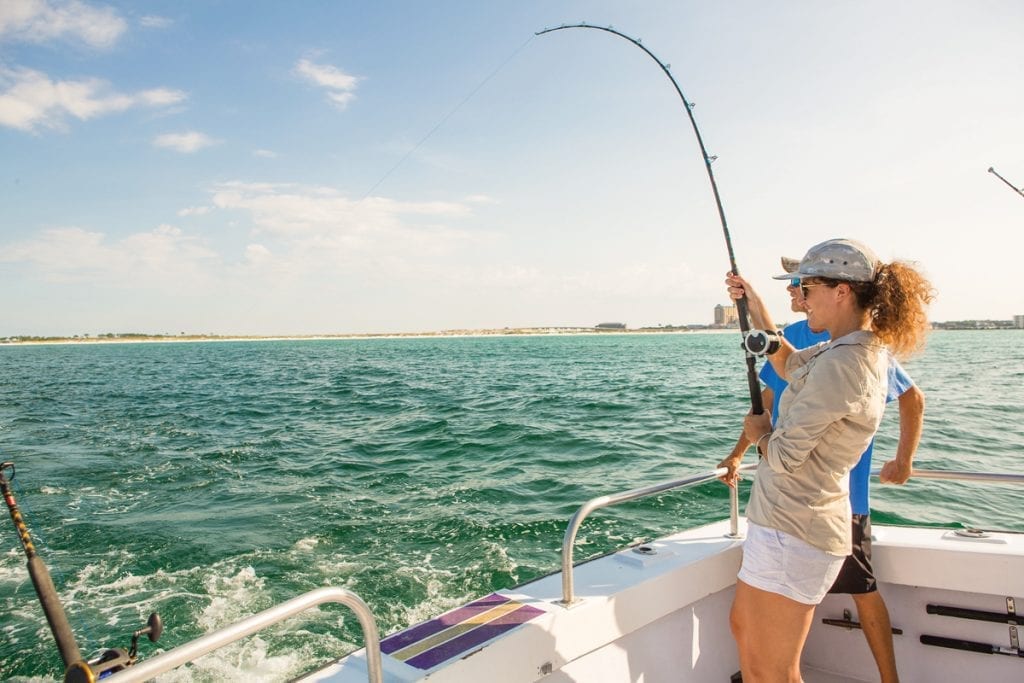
244, 243, 272, 266
2, 182, 501, 308
0, 66, 186, 132
252, 148, 277, 158
205, 181, 484, 280
211, 181, 471, 238
138, 15, 172, 29
326, 91, 355, 109
0, 225, 218, 285
0, 0, 127, 48
136, 88, 184, 106
294, 58, 361, 110
153, 131, 219, 153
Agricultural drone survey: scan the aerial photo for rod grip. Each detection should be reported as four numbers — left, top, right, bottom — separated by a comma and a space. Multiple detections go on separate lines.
927, 603, 1021, 625
920, 634, 993, 655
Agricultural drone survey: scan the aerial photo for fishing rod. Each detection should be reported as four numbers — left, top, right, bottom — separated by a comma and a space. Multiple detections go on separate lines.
988, 167, 1024, 200
1, 461, 162, 682
535, 23, 775, 414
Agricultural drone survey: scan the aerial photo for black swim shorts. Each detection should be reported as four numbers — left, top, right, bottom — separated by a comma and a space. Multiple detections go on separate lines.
827, 513, 877, 594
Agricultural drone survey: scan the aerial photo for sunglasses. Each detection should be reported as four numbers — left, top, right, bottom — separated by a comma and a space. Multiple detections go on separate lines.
800, 281, 825, 298
788, 278, 801, 288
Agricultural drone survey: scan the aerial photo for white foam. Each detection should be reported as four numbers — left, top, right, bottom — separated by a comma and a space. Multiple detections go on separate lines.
156, 635, 303, 682
293, 537, 319, 551
198, 566, 265, 631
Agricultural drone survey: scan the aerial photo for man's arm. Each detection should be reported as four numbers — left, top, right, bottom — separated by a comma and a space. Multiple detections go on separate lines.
718, 386, 774, 486
879, 385, 925, 484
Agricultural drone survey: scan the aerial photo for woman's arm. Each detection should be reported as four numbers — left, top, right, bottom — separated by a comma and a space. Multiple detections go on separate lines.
756, 349, 871, 474
719, 387, 774, 486
725, 271, 795, 379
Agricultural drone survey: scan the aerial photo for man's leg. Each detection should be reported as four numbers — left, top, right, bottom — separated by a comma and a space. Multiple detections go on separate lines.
829, 515, 899, 683
853, 590, 899, 683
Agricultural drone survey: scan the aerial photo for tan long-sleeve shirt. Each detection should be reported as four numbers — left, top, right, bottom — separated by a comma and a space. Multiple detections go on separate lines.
747, 330, 888, 555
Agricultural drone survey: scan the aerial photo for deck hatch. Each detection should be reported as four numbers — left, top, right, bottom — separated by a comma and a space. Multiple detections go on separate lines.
380, 593, 543, 671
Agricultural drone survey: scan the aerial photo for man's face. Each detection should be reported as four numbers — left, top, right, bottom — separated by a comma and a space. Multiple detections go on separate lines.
789, 277, 827, 333
786, 278, 806, 314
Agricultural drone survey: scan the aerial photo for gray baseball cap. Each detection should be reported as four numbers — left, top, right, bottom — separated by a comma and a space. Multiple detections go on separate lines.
773, 238, 880, 283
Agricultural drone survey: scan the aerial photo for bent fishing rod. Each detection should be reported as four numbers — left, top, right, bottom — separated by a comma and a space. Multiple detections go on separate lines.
988, 167, 1024, 200
1, 461, 162, 682
536, 23, 776, 414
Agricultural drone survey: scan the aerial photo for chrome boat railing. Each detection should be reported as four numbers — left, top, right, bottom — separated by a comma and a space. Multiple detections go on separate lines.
104, 587, 383, 683
891, 468, 1024, 485
559, 465, 1024, 607
558, 463, 757, 606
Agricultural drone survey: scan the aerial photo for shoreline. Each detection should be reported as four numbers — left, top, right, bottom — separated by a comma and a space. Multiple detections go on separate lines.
0, 327, 742, 347
1, 327, 1012, 348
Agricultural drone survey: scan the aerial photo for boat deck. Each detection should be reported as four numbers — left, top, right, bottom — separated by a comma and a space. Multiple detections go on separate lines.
802, 667, 870, 683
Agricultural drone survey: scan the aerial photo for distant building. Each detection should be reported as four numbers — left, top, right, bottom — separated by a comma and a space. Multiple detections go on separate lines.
932, 319, 1018, 330
1015, 315, 1024, 329
595, 322, 626, 330
713, 304, 739, 328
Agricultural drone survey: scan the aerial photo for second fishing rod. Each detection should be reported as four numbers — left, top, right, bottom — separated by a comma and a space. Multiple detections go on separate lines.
537, 23, 778, 415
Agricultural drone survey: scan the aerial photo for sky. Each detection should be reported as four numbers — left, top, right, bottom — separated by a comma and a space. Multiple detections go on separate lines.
1, 1, 1022, 337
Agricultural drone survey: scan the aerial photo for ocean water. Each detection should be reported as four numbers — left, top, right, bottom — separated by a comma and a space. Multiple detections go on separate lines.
0, 330, 1021, 681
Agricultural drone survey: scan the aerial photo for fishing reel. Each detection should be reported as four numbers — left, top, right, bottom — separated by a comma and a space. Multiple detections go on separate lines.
64, 613, 163, 682
742, 329, 782, 357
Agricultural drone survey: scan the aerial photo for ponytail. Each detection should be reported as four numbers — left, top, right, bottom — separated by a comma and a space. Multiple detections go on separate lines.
851, 261, 935, 358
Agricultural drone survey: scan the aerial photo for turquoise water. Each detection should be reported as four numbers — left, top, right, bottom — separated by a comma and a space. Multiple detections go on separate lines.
1, 331, 1022, 681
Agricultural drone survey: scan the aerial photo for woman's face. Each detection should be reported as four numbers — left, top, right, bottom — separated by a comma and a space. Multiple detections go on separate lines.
800, 278, 837, 331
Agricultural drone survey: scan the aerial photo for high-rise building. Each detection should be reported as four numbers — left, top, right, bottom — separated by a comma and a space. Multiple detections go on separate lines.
714, 304, 739, 327
1014, 314, 1024, 329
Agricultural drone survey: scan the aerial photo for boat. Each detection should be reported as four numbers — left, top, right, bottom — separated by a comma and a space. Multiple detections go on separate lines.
61, 464, 1019, 682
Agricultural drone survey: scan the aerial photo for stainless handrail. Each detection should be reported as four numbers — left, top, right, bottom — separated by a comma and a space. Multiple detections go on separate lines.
875, 467, 1024, 485
559, 463, 757, 606
104, 587, 383, 683
559, 465, 1024, 606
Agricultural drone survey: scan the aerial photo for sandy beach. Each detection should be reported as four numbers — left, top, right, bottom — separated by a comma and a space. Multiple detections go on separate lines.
0, 327, 741, 346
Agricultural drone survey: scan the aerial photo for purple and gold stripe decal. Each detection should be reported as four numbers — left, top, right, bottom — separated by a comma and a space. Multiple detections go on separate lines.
380, 593, 544, 671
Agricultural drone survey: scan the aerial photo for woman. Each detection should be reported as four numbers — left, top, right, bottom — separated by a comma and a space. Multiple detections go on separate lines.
724, 238, 933, 682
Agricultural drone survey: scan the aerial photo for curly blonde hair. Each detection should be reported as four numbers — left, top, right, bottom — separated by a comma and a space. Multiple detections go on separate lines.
849, 261, 935, 358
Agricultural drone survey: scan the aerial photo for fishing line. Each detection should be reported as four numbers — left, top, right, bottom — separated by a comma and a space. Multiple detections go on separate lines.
536, 23, 768, 414
988, 166, 1024, 200
359, 34, 536, 201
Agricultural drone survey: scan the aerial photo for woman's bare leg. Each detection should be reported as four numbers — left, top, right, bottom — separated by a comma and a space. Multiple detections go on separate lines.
731, 579, 816, 682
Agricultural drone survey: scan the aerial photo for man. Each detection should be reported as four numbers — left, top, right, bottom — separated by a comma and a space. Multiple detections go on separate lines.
719, 256, 925, 683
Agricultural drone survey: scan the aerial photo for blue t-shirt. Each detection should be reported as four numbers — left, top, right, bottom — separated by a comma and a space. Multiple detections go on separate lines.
757, 320, 913, 515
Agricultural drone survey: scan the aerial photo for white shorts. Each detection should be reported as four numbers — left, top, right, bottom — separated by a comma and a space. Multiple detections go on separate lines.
738, 522, 845, 605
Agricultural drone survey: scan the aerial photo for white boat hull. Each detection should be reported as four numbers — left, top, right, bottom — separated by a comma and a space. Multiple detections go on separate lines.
307, 519, 1024, 682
